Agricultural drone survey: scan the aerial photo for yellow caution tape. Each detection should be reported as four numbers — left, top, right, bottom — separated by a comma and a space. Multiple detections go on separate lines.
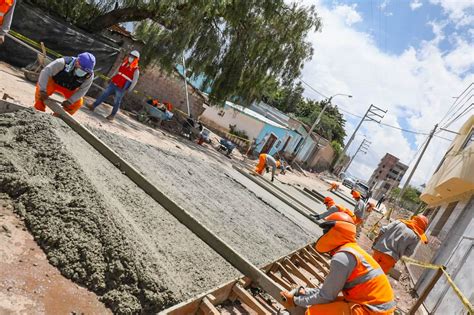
402, 256, 474, 313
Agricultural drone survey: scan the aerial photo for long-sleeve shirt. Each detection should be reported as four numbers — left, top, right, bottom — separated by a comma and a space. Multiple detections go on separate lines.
0, 1, 15, 36
294, 252, 357, 307
38, 58, 94, 104
353, 199, 366, 220
265, 154, 278, 178
317, 205, 339, 219
372, 221, 419, 260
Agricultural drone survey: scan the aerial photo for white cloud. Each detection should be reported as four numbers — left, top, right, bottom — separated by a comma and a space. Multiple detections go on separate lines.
444, 38, 474, 75
333, 4, 362, 26
430, 0, 474, 27
300, 1, 474, 188
410, 0, 423, 10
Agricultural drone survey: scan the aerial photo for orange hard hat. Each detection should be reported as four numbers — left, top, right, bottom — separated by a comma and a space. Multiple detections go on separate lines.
326, 212, 354, 223
315, 215, 356, 254
413, 215, 429, 232
323, 196, 334, 205
367, 202, 376, 208
352, 190, 361, 199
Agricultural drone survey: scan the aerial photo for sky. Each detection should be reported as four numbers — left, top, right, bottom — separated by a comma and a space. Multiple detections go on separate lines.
299, 0, 474, 188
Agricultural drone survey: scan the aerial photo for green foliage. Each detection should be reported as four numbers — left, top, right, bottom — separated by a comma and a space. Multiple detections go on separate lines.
390, 186, 422, 204
262, 80, 305, 113
229, 125, 249, 140
295, 100, 346, 146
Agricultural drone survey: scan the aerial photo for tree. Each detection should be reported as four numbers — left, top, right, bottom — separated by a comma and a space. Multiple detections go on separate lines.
390, 186, 422, 204
295, 99, 346, 146
261, 80, 304, 113
30, 0, 322, 104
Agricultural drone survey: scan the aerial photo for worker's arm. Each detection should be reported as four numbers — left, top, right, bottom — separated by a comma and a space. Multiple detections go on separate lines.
68, 74, 94, 104
294, 252, 356, 307
0, 1, 16, 36
318, 205, 339, 220
38, 58, 66, 92
128, 69, 139, 92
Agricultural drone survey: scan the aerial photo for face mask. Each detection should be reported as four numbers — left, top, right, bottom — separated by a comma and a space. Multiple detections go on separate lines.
74, 68, 88, 77
128, 57, 135, 63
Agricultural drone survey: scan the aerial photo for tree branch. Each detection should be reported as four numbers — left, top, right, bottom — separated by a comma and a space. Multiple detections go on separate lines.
87, 8, 157, 32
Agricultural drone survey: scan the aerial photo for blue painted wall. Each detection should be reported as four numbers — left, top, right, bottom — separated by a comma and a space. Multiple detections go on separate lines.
255, 124, 302, 156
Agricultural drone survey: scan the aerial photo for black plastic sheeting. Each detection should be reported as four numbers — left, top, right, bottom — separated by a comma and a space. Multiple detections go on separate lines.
0, 2, 120, 76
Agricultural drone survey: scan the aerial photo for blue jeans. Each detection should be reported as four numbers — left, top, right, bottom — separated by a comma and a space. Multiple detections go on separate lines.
92, 83, 125, 116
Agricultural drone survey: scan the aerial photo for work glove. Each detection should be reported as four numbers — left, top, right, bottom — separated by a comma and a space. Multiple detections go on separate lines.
39, 91, 49, 101
310, 214, 321, 222
280, 291, 295, 309
0, 35, 4, 45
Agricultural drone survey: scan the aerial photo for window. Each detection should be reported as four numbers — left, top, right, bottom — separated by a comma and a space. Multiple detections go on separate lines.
384, 183, 391, 189
430, 202, 457, 237
460, 129, 474, 151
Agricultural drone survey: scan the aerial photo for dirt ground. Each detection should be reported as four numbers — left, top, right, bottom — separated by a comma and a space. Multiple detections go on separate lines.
0, 62, 420, 314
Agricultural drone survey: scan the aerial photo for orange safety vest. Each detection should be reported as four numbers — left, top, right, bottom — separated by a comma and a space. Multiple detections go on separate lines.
338, 243, 396, 314
111, 59, 139, 89
0, 0, 14, 26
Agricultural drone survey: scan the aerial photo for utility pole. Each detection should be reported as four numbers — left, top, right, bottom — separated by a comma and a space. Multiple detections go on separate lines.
293, 94, 352, 161
344, 138, 371, 173
334, 104, 387, 174
396, 124, 438, 205
182, 54, 191, 116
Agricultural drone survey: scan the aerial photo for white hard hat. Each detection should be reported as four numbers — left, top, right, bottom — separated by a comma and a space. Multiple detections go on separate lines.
130, 50, 140, 58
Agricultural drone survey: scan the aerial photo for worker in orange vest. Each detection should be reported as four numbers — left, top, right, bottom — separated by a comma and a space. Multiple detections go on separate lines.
312, 196, 356, 224
35, 53, 96, 115
0, 0, 15, 45
88, 50, 140, 121
254, 153, 281, 182
281, 212, 396, 314
328, 182, 340, 192
372, 215, 429, 274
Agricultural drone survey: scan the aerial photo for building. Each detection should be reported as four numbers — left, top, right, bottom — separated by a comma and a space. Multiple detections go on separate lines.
368, 153, 408, 199
406, 116, 473, 314
199, 101, 336, 170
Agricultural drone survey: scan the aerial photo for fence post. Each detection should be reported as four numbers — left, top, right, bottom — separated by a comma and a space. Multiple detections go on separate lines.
409, 266, 444, 314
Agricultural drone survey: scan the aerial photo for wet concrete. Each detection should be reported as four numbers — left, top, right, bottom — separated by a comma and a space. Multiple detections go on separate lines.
0, 109, 320, 313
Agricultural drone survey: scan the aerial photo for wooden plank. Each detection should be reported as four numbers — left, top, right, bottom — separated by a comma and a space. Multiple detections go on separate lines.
301, 249, 329, 276
232, 284, 271, 315
268, 271, 292, 290
41, 99, 285, 304
199, 297, 220, 315
282, 258, 316, 288
306, 246, 331, 270
292, 254, 325, 283
276, 262, 300, 285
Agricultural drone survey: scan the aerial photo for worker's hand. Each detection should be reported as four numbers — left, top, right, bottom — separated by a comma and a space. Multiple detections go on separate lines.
310, 214, 321, 222
39, 91, 49, 101
280, 291, 295, 309
0, 36, 5, 45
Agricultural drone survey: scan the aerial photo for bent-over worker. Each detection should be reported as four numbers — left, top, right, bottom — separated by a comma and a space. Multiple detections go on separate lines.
254, 153, 280, 182
372, 215, 429, 274
88, 50, 140, 121
281, 212, 396, 314
312, 196, 356, 223
35, 52, 96, 115
0, 0, 15, 45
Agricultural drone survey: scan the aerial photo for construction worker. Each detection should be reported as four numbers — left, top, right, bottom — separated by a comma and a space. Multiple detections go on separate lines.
88, 50, 140, 121
328, 182, 340, 192
376, 194, 386, 209
281, 212, 396, 314
35, 52, 96, 115
312, 196, 356, 223
372, 215, 429, 274
0, 0, 15, 45
352, 191, 365, 224
254, 153, 280, 182
362, 202, 376, 226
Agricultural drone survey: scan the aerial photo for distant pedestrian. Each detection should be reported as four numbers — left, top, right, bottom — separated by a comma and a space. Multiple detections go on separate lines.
372, 215, 429, 273
254, 153, 280, 182
376, 194, 386, 208
88, 50, 140, 121
0, 0, 15, 45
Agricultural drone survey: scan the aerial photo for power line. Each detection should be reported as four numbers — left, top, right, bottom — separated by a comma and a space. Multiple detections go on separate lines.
300, 79, 328, 99
444, 103, 473, 128
439, 83, 473, 126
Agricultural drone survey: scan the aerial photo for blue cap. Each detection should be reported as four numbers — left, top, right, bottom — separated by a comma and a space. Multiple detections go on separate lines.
77, 52, 96, 73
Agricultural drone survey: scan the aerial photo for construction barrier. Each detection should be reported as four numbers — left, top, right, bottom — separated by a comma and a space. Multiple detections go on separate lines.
401, 256, 474, 314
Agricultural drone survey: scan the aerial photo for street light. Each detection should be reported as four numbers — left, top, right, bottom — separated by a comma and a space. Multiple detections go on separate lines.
294, 93, 353, 160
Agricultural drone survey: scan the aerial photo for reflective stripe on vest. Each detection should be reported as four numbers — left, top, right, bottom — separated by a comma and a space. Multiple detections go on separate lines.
339, 245, 396, 313
118, 72, 133, 82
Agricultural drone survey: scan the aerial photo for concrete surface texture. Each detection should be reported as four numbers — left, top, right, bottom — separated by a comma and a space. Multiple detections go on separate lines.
0, 109, 320, 313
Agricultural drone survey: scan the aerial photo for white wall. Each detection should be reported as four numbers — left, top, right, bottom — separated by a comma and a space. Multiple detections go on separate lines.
200, 106, 265, 140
